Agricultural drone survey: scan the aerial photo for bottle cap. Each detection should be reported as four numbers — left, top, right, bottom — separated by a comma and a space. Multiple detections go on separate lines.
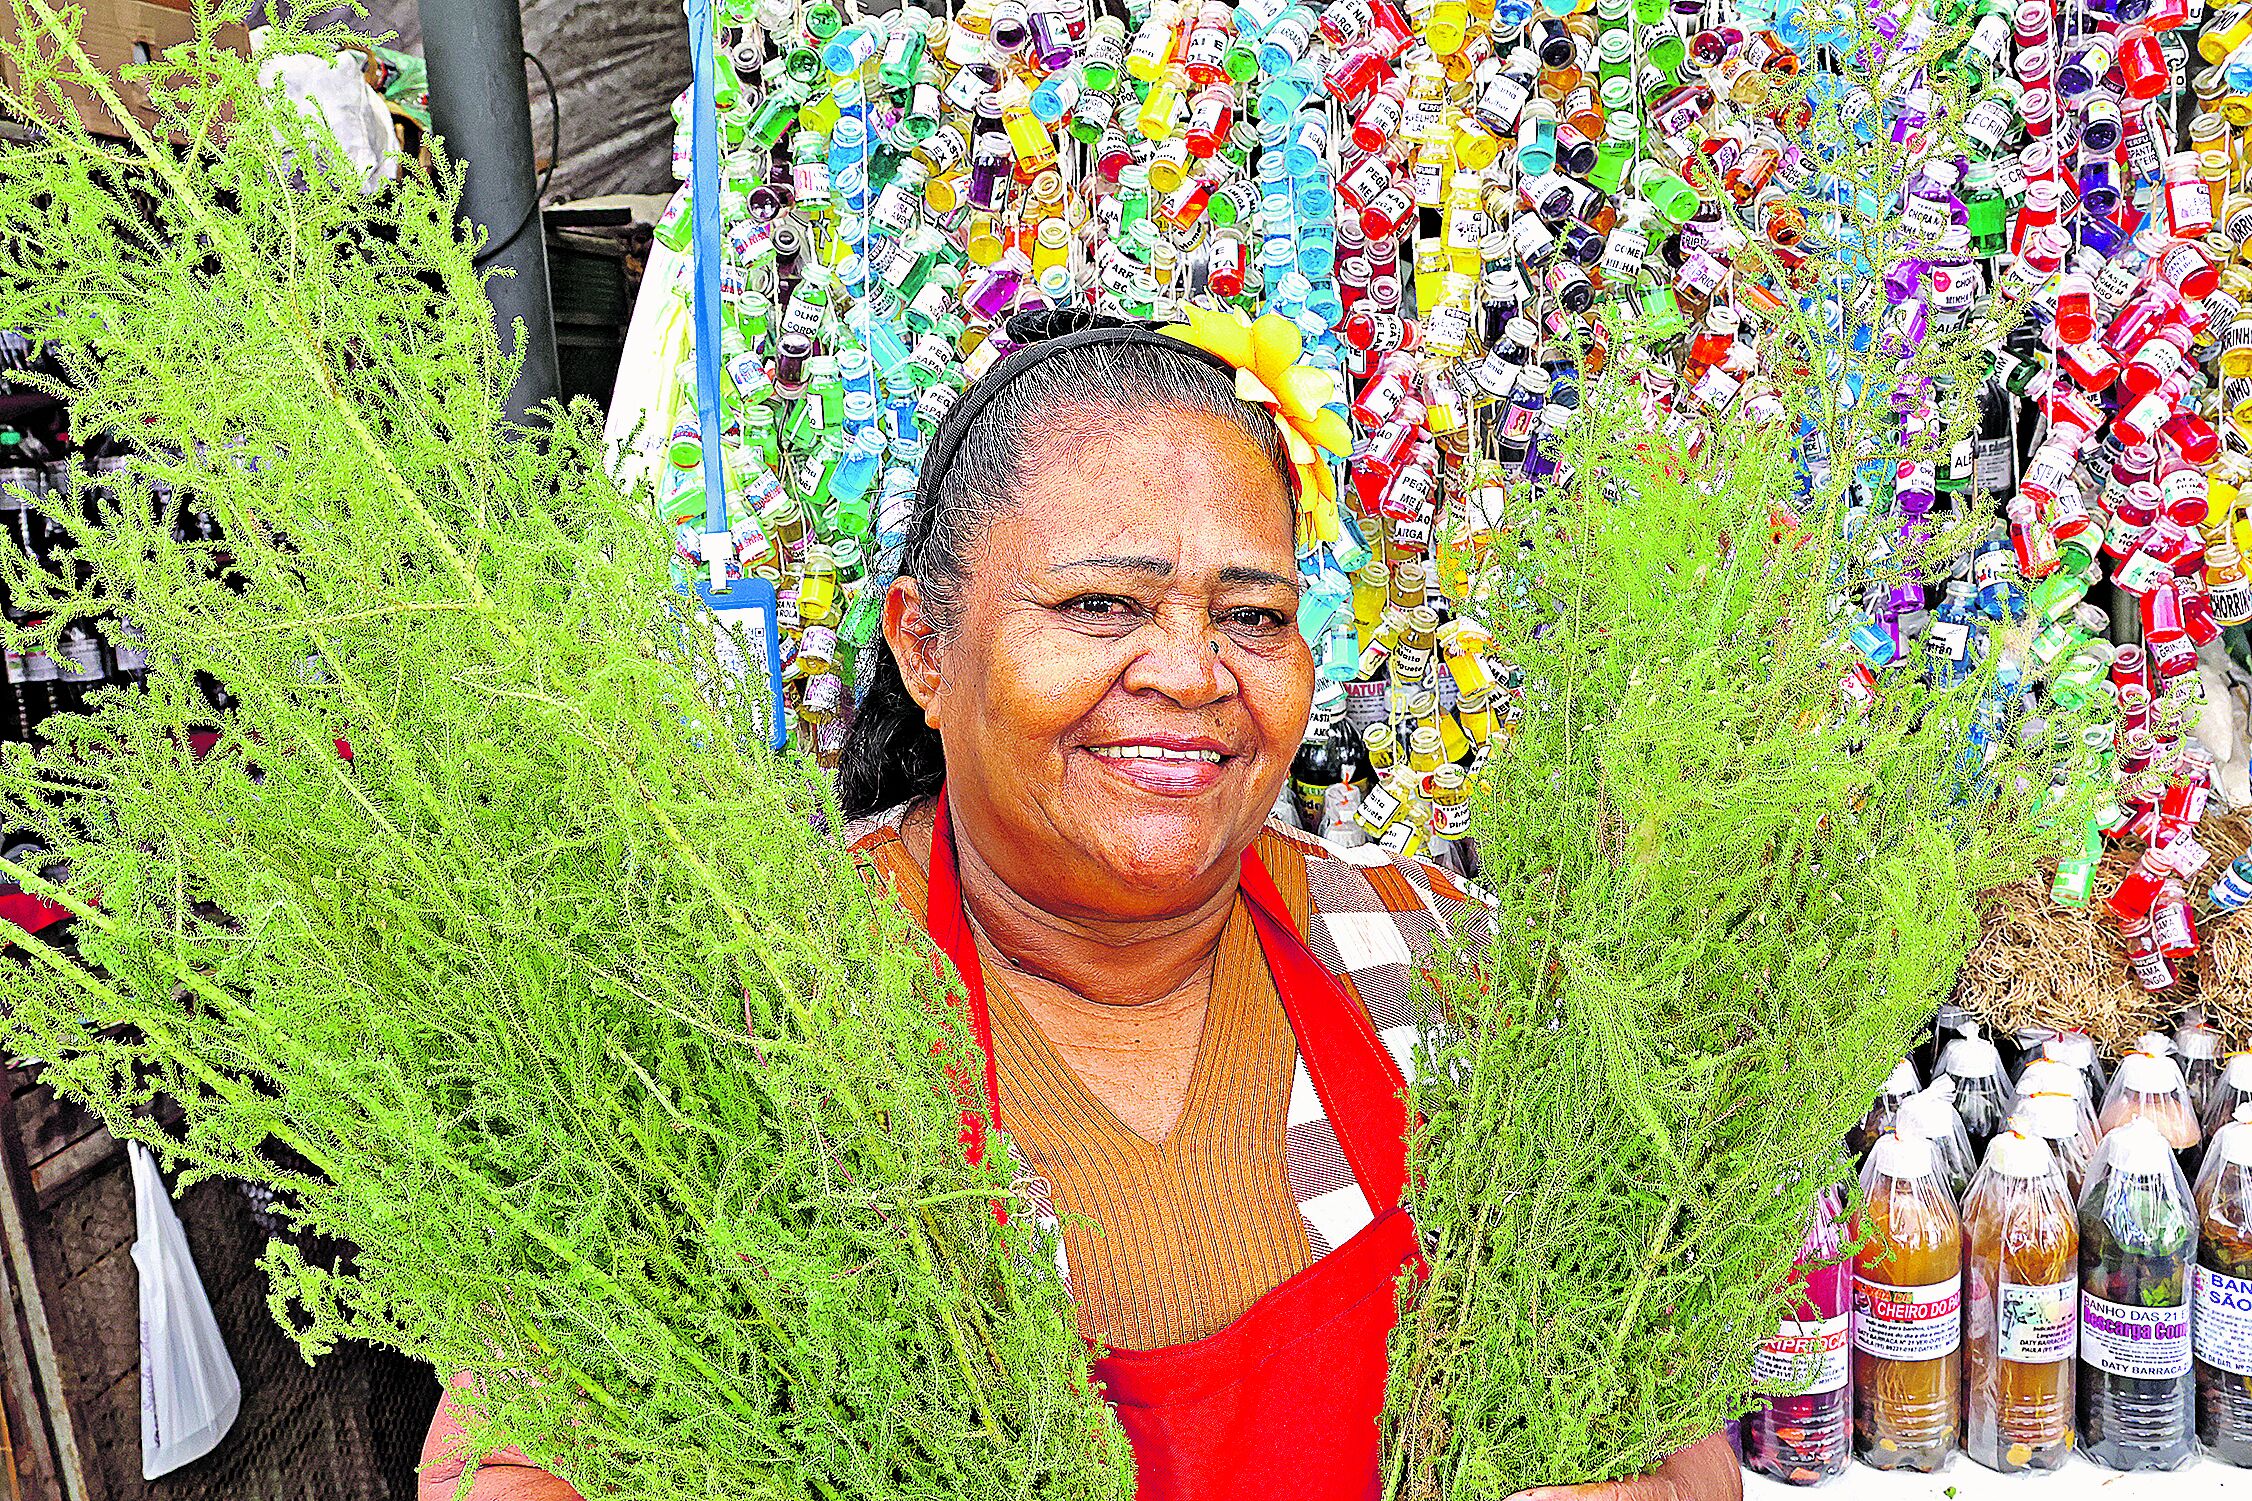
2116, 1049, 2188, 1094
2219, 1117, 2252, 1170
1868, 1130, 1937, 1180
1898, 1089, 1964, 1145
1941, 1023, 2003, 1080
2015, 1092, 2081, 1144
1984, 1129, 2056, 1180
2177, 1020, 2221, 1061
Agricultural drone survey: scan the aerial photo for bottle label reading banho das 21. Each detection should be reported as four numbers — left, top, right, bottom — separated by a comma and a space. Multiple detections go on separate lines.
1853, 1276, 1962, 1361
1752, 1315, 1848, 1396
2080, 1292, 2191, 1379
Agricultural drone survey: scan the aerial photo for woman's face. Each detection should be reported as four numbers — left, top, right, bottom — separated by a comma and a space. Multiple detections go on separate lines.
887, 406, 1311, 922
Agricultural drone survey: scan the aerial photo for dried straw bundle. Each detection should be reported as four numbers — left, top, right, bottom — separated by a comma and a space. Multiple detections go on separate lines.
1956, 812, 2252, 1051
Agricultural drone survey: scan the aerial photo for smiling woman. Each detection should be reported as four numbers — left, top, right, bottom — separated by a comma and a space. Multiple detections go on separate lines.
417, 315, 1742, 1501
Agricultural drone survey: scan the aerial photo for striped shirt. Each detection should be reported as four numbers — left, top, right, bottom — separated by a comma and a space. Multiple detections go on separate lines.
845, 802, 1495, 1347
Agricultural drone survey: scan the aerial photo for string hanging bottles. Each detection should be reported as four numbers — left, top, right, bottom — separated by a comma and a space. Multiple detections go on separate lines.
1853, 1132, 1962, 1472
1744, 1186, 1851, 1487
2197, 1108, 2252, 1468
2077, 1118, 2198, 1472
1963, 1131, 2077, 1474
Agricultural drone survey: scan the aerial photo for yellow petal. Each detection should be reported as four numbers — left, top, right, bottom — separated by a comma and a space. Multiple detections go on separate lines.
1236, 369, 1281, 408
1279, 365, 1336, 423
1249, 313, 1304, 383
1160, 305, 1256, 371
1305, 407, 1353, 458
1277, 421, 1316, 467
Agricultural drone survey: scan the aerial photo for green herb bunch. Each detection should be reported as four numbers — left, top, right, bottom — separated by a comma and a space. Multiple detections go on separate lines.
1380, 5, 2094, 1489
0, 5, 1129, 1498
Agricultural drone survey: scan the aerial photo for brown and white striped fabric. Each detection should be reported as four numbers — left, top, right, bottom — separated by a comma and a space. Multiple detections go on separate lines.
844, 802, 1496, 1273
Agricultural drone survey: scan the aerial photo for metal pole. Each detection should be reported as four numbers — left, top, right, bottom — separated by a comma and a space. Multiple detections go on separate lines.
416, 0, 561, 427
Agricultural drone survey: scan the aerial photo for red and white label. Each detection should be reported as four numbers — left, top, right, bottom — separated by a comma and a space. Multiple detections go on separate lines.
1753, 1315, 1850, 1397
1854, 1274, 1962, 1361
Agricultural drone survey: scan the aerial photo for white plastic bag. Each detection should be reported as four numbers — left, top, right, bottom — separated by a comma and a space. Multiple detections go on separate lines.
129, 1142, 241, 1479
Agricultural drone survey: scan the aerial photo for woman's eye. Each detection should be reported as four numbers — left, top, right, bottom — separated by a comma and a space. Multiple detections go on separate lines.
1220, 606, 1290, 632
1060, 594, 1140, 620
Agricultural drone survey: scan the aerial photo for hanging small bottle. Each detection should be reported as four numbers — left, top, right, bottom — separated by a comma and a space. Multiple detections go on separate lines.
2100, 1051, 2203, 1182
1853, 1131, 1962, 1472
1941, 1024, 2015, 1162
1851, 1057, 1922, 1162
1964, 1131, 2077, 1473
2078, 1118, 2197, 1471
1744, 1185, 1852, 1486
2196, 1108, 2252, 1467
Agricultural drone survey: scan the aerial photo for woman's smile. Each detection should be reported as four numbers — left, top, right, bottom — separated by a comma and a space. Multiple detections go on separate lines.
1081, 736, 1239, 795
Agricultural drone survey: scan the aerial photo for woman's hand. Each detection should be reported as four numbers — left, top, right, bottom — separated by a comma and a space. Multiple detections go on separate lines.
1508, 1431, 1744, 1501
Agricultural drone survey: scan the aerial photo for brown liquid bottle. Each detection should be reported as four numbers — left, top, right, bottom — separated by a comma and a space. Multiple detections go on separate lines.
1963, 1131, 2077, 1473
1853, 1131, 1963, 1472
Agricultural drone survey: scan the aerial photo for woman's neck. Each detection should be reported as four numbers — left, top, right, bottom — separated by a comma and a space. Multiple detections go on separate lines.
908, 799, 1238, 1007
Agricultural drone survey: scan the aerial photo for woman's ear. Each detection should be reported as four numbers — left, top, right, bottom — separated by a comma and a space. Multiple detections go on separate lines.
882, 577, 944, 730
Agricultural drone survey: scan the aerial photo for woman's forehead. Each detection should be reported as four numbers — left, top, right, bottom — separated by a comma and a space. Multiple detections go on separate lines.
996, 410, 1295, 567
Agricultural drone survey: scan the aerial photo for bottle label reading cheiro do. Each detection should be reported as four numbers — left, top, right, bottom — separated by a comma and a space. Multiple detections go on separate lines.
2080, 1292, 2192, 1379
2195, 1266, 2252, 1375
1997, 1278, 2077, 1363
1853, 1275, 1963, 1360
1753, 1315, 1849, 1396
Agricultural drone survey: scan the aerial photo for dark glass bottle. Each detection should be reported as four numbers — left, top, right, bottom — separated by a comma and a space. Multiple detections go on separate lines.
1290, 682, 1369, 847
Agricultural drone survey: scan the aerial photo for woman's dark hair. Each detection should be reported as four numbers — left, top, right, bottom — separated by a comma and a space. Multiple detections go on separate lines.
835, 316, 1295, 820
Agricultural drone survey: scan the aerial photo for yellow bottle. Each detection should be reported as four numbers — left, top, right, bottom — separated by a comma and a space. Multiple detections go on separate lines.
1428, 0, 1471, 54
1127, 1, 1182, 82
998, 78, 1057, 173
1138, 64, 1188, 141
1033, 215, 1071, 277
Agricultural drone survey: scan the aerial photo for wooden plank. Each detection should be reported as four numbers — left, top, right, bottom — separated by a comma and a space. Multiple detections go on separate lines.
0, 1206, 60, 1501
25, 1134, 115, 1215
0, 1091, 96, 1501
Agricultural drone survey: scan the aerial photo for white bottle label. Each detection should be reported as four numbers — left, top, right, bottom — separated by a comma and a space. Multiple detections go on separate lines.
1854, 1275, 1962, 1360
1998, 1278, 2077, 1363
2080, 1290, 2191, 1379
1753, 1314, 1850, 1396
2195, 1266, 2252, 1376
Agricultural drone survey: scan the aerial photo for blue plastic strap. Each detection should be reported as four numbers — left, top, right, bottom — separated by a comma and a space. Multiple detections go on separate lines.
687, 0, 728, 541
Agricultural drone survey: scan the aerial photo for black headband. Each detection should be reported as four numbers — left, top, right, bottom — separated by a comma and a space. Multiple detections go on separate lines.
910, 311, 1234, 527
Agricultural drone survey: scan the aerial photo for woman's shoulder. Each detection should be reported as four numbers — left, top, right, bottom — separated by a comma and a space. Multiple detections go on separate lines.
1256, 819, 1498, 983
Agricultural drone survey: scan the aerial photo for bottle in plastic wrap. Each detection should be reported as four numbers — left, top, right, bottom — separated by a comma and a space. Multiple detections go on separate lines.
1851, 1058, 1922, 1162
2014, 1091, 2095, 1200
2101, 1051, 2204, 1183
1744, 1185, 1851, 1486
1941, 1025, 2014, 1163
2078, 1118, 2197, 1471
2207, 1054, 2252, 1142
1964, 1132, 2077, 1472
1898, 1089, 1975, 1202
2197, 1108, 2252, 1467
2019, 1058, 2104, 1146
2046, 1032, 2111, 1104
2179, 1017, 2226, 1125
1853, 1131, 1962, 1472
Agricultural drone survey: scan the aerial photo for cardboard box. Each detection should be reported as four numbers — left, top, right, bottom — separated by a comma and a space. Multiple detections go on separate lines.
1, 0, 251, 142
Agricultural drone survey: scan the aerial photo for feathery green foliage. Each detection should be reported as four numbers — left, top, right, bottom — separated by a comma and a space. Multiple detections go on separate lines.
1379, 10, 2095, 1481
0, 5, 1128, 1497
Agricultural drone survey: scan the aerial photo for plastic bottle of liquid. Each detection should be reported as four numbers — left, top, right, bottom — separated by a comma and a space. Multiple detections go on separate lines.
1897, 1088, 1974, 1201
2198, 1109, 2252, 1466
1850, 1057, 1921, 1161
1964, 1131, 2077, 1472
1941, 1025, 2014, 1162
1854, 1131, 1962, 1471
1744, 1185, 1851, 1485
2101, 1051, 2203, 1183
2078, 1119, 2197, 1471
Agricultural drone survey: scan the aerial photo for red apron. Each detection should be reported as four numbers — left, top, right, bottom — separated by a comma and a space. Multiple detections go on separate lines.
924, 790, 1420, 1501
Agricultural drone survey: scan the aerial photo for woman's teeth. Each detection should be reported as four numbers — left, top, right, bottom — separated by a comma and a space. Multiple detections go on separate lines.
1089, 745, 1224, 762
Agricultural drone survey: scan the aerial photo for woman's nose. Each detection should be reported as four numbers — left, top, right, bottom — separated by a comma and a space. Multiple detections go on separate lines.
1121, 610, 1237, 706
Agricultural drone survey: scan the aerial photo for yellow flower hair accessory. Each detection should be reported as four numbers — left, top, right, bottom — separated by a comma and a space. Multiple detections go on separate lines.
1156, 306, 1353, 551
